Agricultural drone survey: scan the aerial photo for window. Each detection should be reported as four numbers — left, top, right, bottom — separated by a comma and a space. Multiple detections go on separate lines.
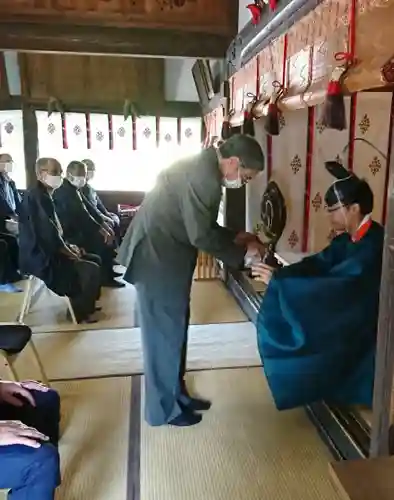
36, 111, 202, 192
0, 110, 26, 189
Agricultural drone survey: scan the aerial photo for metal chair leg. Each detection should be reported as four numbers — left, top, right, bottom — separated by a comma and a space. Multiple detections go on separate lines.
65, 298, 78, 325
18, 276, 34, 324
29, 340, 50, 387
0, 350, 19, 381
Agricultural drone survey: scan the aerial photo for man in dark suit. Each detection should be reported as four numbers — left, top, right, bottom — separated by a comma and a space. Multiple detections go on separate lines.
117, 134, 266, 427
53, 161, 124, 289
81, 159, 121, 244
19, 158, 102, 324
0, 153, 22, 285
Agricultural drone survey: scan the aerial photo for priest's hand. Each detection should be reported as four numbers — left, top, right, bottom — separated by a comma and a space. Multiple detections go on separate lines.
251, 262, 274, 285
234, 231, 259, 246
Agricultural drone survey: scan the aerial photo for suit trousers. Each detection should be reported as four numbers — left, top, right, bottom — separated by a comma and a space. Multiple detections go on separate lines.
136, 284, 192, 426
70, 253, 101, 321
0, 231, 19, 282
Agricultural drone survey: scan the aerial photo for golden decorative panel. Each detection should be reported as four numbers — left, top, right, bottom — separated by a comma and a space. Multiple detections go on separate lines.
0, 0, 237, 35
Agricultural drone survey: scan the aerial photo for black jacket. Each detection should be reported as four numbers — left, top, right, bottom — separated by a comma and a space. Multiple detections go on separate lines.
53, 179, 103, 247
19, 182, 79, 296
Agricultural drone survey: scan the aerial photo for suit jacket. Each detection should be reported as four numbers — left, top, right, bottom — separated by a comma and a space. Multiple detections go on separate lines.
53, 179, 103, 247
19, 182, 79, 296
118, 148, 245, 298
0, 174, 22, 230
81, 183, 110, 217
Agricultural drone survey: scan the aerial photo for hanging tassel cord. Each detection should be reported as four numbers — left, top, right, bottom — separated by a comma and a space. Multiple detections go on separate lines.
329, 51, 357, 91
245, 92, 259, 116
341, 137, 388, 162
329, 0, 358, 88
269, 80, 286, 105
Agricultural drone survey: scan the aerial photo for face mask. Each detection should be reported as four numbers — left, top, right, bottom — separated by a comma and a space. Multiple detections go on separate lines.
223, 170, 243, 189
0, 162, 12, 173
45, 175, 63, 190
86, 171, 94, 182
69, 175, 86, 189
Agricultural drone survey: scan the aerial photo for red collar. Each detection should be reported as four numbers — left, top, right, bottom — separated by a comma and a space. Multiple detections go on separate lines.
352, 218, 372, 242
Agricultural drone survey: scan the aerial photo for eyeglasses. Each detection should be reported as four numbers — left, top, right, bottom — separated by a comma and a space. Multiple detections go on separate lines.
238, 163, 254, 184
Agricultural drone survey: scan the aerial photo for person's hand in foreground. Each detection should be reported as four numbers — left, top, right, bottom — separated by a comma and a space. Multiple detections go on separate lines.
0, 380, 50, 448
251, 262, 275, 285
0, 380, 49, 407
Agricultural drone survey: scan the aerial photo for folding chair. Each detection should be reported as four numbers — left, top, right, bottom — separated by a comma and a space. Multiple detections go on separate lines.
18, 275, 77, 325
0, 322, 49, 386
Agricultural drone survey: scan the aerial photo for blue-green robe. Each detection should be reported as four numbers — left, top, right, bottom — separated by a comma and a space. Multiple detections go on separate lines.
256, 221, 384, 410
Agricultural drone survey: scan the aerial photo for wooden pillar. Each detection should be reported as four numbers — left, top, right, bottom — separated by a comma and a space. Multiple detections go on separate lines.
370, 112, 394, 457
22, 104, 38, 188
195, 252, 218, 280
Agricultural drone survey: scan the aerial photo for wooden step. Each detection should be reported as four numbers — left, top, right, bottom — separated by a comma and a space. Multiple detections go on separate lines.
329, 457, 394, 500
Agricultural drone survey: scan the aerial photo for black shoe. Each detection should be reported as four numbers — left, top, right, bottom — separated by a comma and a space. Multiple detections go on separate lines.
67, 310, 98, 324
182, 397, 212, 412
79, 317, 98, 324
168, 411, 202, 427
103, 279, 125, 289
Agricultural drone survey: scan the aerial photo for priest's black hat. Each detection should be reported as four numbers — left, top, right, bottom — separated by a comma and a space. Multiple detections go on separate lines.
324, 161, 374, 213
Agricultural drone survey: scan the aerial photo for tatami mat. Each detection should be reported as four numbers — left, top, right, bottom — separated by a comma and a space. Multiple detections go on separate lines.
0, 279, 247, 333
0, 322, 260, 381
55, 377, 131, 500
141, 368, 341, 500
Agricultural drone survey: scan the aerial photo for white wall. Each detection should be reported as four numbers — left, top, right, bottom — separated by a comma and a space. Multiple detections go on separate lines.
238, 0, 251, 32
164, 58, 199, 102
3, 51, 21, 96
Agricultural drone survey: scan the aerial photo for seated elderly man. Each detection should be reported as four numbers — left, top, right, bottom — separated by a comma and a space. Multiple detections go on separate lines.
81, 159, 121, 244
0, 379, 61, 500
251, 162, 383, 411
19, 158, 102, 324
0, 154, 22, 287
53, 160, 124, 288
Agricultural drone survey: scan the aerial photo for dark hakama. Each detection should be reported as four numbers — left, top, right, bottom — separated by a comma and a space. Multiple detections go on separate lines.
256, 221, 384, 410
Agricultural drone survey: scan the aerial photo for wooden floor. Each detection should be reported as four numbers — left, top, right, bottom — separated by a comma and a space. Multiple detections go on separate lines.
329, 456, 394, 500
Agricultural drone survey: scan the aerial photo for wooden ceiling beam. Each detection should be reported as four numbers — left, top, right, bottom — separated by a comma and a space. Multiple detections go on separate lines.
0, 96, 201, 118
0, 52, 9, 99
0, 23, 231, 59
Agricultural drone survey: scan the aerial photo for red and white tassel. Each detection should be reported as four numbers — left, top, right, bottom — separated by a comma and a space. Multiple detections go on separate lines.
321, 65, 347, 131
246, 3, 262, 25
263, 0, 277, 10
246, 0, 277, 26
